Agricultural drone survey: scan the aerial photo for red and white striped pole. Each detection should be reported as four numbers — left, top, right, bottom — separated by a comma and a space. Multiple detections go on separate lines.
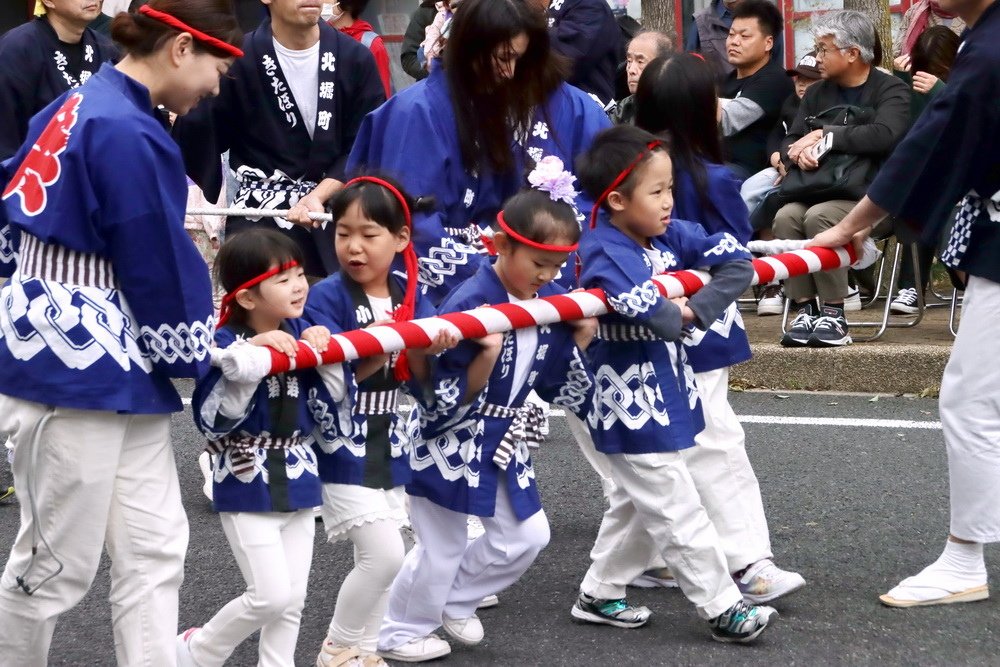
210, 244, 856, 378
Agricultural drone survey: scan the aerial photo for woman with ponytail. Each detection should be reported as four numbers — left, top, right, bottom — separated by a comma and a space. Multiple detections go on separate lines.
0, 0, 242, 663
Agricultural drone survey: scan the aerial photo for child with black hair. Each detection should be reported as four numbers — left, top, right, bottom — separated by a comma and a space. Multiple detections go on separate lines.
570, 124, 776, 643
180, 228, 347, 666
377, 157, 597, 663
305, 176, 456, 667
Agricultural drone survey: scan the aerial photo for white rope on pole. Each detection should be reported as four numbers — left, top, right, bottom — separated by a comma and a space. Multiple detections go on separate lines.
186, 207, 334, 223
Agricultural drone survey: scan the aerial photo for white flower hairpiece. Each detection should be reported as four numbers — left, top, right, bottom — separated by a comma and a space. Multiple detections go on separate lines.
527, 156, 578, 207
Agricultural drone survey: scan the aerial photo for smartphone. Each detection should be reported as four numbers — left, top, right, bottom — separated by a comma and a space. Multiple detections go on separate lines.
812, 132, 834, 161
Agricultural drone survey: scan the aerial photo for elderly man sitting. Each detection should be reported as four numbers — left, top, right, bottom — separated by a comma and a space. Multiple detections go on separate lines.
611, 30, 673, 125
774, 10, 909, 348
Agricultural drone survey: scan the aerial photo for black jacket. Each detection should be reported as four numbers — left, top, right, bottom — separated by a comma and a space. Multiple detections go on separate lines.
400, 0, 436, 82
780, 67, 911, 171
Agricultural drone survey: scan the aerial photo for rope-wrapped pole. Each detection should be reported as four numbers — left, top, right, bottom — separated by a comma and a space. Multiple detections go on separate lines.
210, 244, 856, 379
187, 207, 334, 223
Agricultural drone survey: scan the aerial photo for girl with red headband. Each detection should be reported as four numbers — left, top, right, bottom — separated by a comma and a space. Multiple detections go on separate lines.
182, 228, 348, 667
304, 176, 456, 667
570, 125, 774, 643
0, 0, 241, 663
377, 158, 597, 663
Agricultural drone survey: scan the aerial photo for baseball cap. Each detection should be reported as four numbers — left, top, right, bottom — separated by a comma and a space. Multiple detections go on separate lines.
787, 52, 822, 79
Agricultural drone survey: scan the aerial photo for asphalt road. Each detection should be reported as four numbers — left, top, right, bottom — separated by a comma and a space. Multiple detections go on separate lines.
2, 390, 997, 666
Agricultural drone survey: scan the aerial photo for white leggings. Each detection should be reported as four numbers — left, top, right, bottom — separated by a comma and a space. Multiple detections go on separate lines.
189, 510, 315, 667
379, 485, 550, 651
326, 519, 406, 653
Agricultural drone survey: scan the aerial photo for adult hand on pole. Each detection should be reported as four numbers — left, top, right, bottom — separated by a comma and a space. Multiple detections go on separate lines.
287, 178, 344, 228
811, 196, 889, 264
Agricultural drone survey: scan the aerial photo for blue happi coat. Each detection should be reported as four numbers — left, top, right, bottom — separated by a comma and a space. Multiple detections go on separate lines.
305, 271, 436, 489
579, 218, 752, 455
346, 66, 610, 302
672, 160, 753, 373
192, 319, 347, 513
0, 64, 213, 414
406, 261, 595, 520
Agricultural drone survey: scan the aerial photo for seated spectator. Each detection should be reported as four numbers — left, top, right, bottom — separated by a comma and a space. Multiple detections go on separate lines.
329, 0, 393, 98
718, 0, 792, 181
542, 0, 621, 106
611, 29, 672, 125
774, 10, 910, 347
420, 0, 460, 69
888, 25, 960, 314
742, 51, 822, 315
685, 0, 783, 81
400, 0, 436, 81
893, 0, 965, 58
0, 0, 117, 159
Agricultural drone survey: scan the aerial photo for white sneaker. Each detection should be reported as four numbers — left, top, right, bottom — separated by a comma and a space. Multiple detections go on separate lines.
756, 284, 784, 316
890, 287, 920, 315
378, 635, 452, 663
477, 594, 499, 609
844, 286, 862, 312
197, 452, 213, 502
176, 628, 201, 667
442, 613, 484, 645
630, 567, 679, 589
735, 559, 806, 604
316, 640, 365, 667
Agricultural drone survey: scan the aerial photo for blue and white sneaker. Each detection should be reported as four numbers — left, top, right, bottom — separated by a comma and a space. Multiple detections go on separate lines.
570, 592, 651, 629
709, 600, 776, 644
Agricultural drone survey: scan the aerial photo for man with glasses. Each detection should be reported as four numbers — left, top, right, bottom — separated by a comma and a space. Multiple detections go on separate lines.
771, 10, 909, 348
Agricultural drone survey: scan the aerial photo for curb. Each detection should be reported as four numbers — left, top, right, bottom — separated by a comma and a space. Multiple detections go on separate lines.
732, 343, 950, 394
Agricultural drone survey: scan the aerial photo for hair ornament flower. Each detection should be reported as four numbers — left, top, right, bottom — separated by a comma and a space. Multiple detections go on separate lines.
528, 156, 578, 207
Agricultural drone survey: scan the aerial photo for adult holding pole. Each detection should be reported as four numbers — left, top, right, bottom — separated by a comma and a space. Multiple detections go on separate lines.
811, 0, 1000, 608
0, 1, 242, 662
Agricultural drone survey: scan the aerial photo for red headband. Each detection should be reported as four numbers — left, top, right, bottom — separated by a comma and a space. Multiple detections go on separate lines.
589, 140, 663, 229
217, 260, 299, 327
138, 5, 244, 59
495, 211, 578, 253
342, 176, 418, 382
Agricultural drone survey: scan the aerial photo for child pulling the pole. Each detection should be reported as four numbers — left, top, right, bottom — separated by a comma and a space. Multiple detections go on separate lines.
180, 229, 347, 667
304, 176, 457, 667
571, 125, 777, 643
377, 158, 597, 663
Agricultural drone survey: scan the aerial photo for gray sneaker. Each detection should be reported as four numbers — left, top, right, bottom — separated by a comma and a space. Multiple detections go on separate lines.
570, 592, 651, 629
780, 302, 818, 347
709, 600, 776, 644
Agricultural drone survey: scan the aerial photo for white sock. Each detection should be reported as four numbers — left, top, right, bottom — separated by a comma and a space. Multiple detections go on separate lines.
934, 539, 986, 577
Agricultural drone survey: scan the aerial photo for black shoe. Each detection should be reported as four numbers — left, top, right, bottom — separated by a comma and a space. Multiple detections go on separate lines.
709, 600, 776, 644
780, 302, 817, 347
808, 305, 852, 347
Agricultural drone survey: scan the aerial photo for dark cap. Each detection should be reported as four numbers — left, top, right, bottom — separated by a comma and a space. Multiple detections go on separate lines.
787, 52, 822, 79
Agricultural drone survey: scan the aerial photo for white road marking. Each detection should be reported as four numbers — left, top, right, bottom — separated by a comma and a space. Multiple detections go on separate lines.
179, 399, 940, 429
736, 415, 941, 429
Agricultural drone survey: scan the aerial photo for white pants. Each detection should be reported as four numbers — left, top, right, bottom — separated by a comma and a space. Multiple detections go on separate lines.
324, 501, 405, 653
582, 451, 742, 619
940, 276, 1000, 542
190, 510, 315, 667
378, 485, 550, 651
684, 368, 772, 571
0, 396, 188, 666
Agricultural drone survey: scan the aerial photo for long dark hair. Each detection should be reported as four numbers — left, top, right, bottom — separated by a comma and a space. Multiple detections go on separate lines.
111, 0, 243, 59
634, 53, 722, 212
911, 26, 960, 82
443, 0, 568, 174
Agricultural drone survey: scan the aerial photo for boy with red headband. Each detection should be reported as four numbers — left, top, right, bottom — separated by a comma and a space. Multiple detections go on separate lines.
571, 125, 776, 643
376, 157, 598, 663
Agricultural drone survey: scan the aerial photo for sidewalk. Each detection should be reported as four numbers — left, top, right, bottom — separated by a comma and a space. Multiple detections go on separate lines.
733, 294, 956, 394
